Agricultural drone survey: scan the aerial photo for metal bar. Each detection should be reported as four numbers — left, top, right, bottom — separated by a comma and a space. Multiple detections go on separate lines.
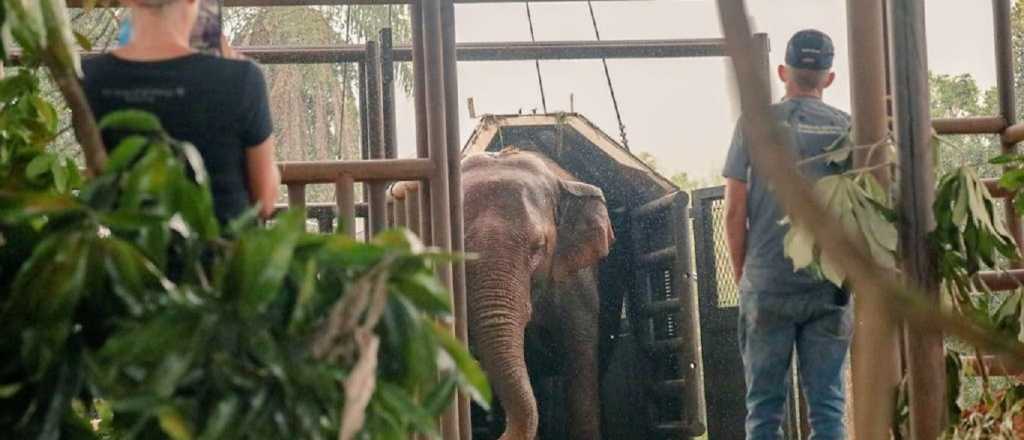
406, 183, 423, 236
394, 193, 408, 227
287, 183, 307, 215
53, 39, 740, 66
359, 60, 371, 234
669, 191, 706, 436
381, 29, 399, 161
962, 354, 1024, 377
278, 158, 434, 184
932, 116, 1006, 135
440, 2, 471, 438
412, 3, 434, 245
846, 1, 900, 439
634, 192, 675, 218
642, 298, 681, 316
1003, 122, 1024, 144
889, 0, 946, 438
994, 0, 1024, 256
638, 247, 676, 266
69, 0, 636, 6
336, 175, 356, 237
366, 41, 388, 237
421, 1, 459, 438
976, 269, 1024, 291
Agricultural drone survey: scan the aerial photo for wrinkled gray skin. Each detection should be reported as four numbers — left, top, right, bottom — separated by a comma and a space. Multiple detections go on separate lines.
462, 149, 615, 440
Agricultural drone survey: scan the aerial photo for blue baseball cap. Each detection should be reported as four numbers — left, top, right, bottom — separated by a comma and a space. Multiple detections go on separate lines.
785, 29, 835, 70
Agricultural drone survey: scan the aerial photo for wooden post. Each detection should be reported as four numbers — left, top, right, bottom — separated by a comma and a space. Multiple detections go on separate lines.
846, 1, 902, 438
287, 183, 307, 214
888, 1, 945, 438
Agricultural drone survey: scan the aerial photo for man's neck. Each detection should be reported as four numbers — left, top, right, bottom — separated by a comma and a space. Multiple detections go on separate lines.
784, 89, 824, 100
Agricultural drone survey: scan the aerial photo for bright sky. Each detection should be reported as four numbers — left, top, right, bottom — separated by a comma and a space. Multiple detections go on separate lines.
392, 0, 1000, 182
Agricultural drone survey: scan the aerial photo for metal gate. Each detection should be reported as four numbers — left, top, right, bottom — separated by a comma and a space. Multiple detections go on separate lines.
692, 186, 806, 440
627, 191, 707, 438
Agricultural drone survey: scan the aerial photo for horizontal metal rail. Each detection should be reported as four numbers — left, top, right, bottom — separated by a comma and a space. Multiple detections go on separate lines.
68, 0, 636, 6
274, 201, 369, 218
932, 116, 1007, 135
1004, 121, 1024, 144
13, 39, 735, 66
962, 354, 1024, 377
638, 247, 677, 266
976, 269, 1024, 291
278, 158, 433, 184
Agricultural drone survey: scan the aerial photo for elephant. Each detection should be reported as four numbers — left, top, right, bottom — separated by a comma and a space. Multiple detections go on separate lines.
462, 148, 615, 440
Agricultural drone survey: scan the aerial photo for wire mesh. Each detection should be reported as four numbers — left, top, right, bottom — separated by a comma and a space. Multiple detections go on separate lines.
707, 198, 740, 308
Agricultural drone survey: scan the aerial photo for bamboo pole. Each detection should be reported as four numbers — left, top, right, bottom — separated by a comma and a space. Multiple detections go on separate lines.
365, 41, 388, 237
846, 1, 901, 438
336, 175, 356, 237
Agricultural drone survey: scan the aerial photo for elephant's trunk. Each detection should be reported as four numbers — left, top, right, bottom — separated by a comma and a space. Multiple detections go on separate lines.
465, 249, 537, 440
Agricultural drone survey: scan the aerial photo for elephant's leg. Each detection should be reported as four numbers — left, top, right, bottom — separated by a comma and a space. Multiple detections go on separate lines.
559, 270, 602, 440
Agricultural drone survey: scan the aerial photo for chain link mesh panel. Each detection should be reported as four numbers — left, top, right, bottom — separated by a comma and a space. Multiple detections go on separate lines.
708, 198, 741, 308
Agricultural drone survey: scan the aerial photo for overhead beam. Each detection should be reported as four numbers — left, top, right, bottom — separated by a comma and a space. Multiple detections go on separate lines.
11, 39, 734, 65
68, 0, 638, 6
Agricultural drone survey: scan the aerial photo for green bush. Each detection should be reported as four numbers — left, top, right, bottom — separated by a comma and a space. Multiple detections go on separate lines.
0, 2, 488, 439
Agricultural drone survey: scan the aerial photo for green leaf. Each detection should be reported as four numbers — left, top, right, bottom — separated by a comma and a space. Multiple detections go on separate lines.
225, 209, 304, 318
158, 405, 194, 440
72, 30, 92, 51
25, 153, 55, 181
50, 158, 68, 193
394, 272, 452, 315
423, 374, 459, 416
197, 397, 240, 440
98, 109, 164, 133
106, 135, 149, 173
431, 322, 491, 409
0, 382, 22, 398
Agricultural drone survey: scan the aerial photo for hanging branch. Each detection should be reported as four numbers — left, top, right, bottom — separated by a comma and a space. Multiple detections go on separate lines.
37, 0, 107, 174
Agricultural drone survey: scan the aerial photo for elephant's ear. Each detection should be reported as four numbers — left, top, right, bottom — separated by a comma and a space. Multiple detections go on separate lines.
552, 180, 615, 281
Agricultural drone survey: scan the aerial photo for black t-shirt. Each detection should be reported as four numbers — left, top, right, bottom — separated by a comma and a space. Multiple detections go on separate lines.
82, 53, 273, 224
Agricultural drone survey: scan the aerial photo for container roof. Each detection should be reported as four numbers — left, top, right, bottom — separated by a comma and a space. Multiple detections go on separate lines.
462, 113, 679, 209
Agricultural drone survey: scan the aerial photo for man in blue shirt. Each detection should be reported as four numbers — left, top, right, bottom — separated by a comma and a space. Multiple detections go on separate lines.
722, 29, 852, 439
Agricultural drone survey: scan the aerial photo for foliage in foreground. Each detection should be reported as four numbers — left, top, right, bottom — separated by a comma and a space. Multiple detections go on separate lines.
0, 57, 488, 440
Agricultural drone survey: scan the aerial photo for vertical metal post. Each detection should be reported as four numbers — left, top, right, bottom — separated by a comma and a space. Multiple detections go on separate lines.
407, 183, 423, 237
846, 1, 902, 439
336, 175, 356, 237
358, 60, 370, 238
889, 1, 945, 439
412, 3, 434, 245
395, 192, 408, 228
287, 184, 307, 214
421, 1, 459, 438
994, 0, 1024, 256
670, 192, 707, 434
440, 1, 472, 438
381, 28, 399, 161
366, 41, 388, 237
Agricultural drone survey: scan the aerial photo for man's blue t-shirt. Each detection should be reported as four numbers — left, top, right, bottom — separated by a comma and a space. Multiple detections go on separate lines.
722, 97, 851, 294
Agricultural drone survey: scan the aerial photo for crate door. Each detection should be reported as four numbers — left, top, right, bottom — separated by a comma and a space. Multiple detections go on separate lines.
628, 191, 707, 438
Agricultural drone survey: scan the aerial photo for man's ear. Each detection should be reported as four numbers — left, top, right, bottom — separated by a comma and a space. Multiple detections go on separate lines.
824, 71, 836, 89
777, 64, 788, 83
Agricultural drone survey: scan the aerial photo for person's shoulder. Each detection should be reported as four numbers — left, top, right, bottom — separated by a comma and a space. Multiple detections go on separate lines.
81, 53, 118, 77
808, 100, 851, 125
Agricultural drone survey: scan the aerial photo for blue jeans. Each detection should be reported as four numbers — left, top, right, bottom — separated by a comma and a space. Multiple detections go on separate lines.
738, 287, 852, 440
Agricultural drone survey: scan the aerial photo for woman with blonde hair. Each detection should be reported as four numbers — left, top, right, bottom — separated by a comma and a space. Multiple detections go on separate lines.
83, 0, 280, 223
